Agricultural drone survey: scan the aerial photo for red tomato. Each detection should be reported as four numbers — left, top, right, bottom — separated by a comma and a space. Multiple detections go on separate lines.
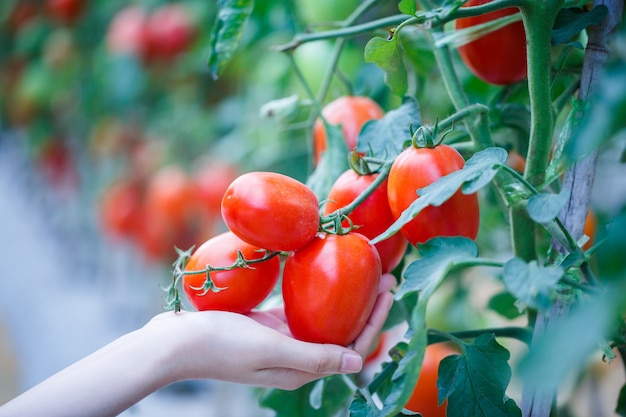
313, 96, 384, 165
183, 232, 280, 313
323, 169, 408, 273
106, 6, 150, 58
144, 4, 195, 62
387, 144, 480, 246
144, 164, 194, 229
455, 0, 527, 85
404, 343, 458, 416
506, 150, 526, 174
221, 172, 320, 252
99, 178, 143, 239
46, 0, 85, 24
282, 232, 381, 346
192, 159, 239, 219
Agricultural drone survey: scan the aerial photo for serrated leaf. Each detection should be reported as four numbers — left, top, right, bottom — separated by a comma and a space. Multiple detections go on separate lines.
398, 0, 417, 16
616, 384, 626, 417
526, 189, 570, 224
349, 394, 378, 417
259, 375, 352, 417
371, 147, 507, 244
438, 333, 521, 417
552, 6, 608, 46
208, 0, 254, 80
356, 96, 421, 160
397, 237, 478, 299
364, 35, 408, 96
306, 122, 349, 203
503, 258, 564, 310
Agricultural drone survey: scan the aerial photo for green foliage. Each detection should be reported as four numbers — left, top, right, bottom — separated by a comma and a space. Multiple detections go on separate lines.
364, 34, 408, 96
439, 334, 521, 417
503, 258, 564, 311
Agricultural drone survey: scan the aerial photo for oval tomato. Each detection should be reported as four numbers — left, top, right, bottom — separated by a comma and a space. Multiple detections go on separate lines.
106, 5, 150, 58
99, 177, 143, 239
183, 231, 280, 313
192, 159, 239, 219
387, 144, 480, 246
282, 232, 381, 346
313, 96, 384, 165
323, 169, 408, 274
221, 172, 320, 252
455, 0, 527, 85
144, 4, 195, 62
46, 0, 85, 24
404, 343, 458, 416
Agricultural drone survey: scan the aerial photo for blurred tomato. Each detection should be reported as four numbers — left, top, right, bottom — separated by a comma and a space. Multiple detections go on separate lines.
144, 164, 194, 230
99, 178, 143, 239
583, 209, 597, 251
192, 159, 239, 219
106, 5, 149, 58
6, 1, 40, 34
46, 0, 86, 24
506, 150, 526, 174
144, 4, 195, 62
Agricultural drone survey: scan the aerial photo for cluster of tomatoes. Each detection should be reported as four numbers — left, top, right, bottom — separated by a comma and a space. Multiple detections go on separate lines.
98, 153, 239, 265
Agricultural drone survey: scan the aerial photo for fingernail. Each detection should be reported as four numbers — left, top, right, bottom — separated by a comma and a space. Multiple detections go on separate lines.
340, 353, 363, 373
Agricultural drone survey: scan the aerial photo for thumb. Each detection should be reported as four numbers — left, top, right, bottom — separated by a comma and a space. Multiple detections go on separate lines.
276, 341, 363, 375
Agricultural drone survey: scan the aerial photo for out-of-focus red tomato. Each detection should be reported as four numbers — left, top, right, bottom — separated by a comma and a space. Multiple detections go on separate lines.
144, 4, 196, 62
106, 5, 150, 58
36, 139, 79, 190
6, 1, 40, 34
99, 177, 143, 240
192, 159, 239, 219
46, 0, 86, 25
583, 209, 597, 251
144, 164, 194, 229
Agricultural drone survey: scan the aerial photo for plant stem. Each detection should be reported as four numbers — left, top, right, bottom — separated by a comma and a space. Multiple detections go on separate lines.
427, 326, 533, 345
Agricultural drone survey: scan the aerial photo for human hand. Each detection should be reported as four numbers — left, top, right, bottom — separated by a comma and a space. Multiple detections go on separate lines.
151, 273, 395, 390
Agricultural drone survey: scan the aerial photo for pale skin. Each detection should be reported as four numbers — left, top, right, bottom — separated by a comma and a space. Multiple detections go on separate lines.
0, 274, 396, 417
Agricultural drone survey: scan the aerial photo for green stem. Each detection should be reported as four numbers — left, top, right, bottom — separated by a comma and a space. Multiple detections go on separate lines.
427, 326, 533, 345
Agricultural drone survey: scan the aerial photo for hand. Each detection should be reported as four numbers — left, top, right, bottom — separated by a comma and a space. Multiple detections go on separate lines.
153, 273, 396, 390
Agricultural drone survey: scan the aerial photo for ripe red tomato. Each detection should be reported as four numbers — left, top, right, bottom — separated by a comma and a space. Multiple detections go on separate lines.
282, 232, 381, 346
99, 177, 143, 239
455, 0, 527, 85
323, 169, 408, 274
144, 164, 194, 229
404, 343, 458, 416
192, 159, 239, 219
313, 96, 384, 165
221, 172, 320, 252
387, 144, 480, 246
183, 231, 280, 313
46, 0, 85, 24
144, 4, 195, 62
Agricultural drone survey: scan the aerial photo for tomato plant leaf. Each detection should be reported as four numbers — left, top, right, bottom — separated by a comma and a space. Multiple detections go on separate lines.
526, 189, 570, 224
397, 237, 478, 300
364, 35, 408, 96
371, 147, 507, 244
356, 96, 421, 160
552, 6, 608, 46
398, 0, 417, 16
208, 0, 254, 80
488, 291, 524, 320
616, 384, 626, 417
503, 258, 564, 311
260, 375, 352, 417
309, 378, 324, 409
307, 121, 349, 203
438, 333, 521, 417
349, 394, 377, 417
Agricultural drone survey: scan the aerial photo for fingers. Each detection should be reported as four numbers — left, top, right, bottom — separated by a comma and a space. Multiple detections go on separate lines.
351, 290, 394, 357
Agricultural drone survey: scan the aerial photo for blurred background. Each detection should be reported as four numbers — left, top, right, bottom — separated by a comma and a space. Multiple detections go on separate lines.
1, 0, 625, 416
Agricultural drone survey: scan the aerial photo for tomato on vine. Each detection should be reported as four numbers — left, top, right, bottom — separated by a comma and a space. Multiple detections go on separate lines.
387, 143, 480, 246
455, 0, 527, 85
183, 231, 280, 313
313, 96, 384, 165
221, 171, 320, 252
282, 232, 381, 346
404, 343, 459, 416
323, 168, 408, 274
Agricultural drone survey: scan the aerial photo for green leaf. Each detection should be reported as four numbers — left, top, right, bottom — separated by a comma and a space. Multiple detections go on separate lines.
398, 0, 417, 16
371, 147, 507, 245
349, 394, 378, 417
356, 96, 421, 160
309, 379, 324, 409
488, 291, 524, 320
552, 6, 609, 46
208, 0, 254, 80
260, 375, 352, 417
502, 258, 564, 311
306, 122, 350, 203
616, 384, 626, 417
397, 237, 479, 300
526, 189, 570, 224
364, 35, 408, 96
438, 333, 521, 417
